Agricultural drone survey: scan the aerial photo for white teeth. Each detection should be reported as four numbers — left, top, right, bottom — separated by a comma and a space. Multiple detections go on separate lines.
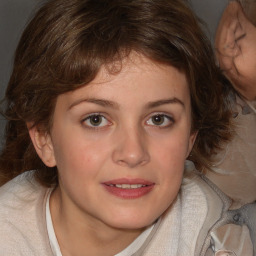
131, 184, 142, 189
112, 184, 146, 189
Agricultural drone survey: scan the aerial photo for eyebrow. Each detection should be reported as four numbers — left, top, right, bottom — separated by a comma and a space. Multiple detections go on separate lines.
68, 98, 119, 110
146, 98, 185, 108
68, 97, 184, 110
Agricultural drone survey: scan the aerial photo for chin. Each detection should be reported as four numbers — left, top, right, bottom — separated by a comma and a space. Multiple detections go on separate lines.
105, 211, 159, 230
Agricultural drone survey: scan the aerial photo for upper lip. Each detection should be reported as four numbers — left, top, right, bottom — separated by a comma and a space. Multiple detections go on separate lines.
102, 178, 155, 186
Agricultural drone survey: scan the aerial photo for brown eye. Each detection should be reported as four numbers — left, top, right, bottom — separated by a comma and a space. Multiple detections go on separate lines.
152, 115, 165, 125
83, 114, 110, 128
146, 114, 174, 127
89, 115, 102, 126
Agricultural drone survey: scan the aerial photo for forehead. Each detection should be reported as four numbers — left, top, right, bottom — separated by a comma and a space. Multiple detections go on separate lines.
56, 52, 190, 110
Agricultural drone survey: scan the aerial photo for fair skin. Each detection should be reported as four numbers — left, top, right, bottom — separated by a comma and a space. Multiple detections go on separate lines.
215, 1, 256, 100
29, 53, 196, 256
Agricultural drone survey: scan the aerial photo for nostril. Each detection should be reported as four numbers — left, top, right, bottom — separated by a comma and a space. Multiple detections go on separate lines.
113, 148, 150, 168
112, 130, 150, 167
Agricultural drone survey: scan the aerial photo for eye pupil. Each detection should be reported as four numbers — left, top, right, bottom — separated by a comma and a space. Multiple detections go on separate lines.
152, 115, 164, 125
90, 115, 102, 126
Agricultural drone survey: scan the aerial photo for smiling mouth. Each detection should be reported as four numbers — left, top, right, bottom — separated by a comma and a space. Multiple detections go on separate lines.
107, 184, 148, 189
102, 180, 155, 199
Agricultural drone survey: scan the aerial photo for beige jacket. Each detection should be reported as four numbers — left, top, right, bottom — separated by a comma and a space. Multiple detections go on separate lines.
0, 163, 254, 256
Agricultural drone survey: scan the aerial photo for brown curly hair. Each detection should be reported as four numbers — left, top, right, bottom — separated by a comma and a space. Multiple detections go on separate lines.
0, 0, 233, 187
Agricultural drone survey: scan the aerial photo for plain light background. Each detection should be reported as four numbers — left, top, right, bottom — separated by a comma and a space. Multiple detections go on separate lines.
0, 0, 229, 142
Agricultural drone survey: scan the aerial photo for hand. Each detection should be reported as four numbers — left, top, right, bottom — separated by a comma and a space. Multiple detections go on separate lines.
215, 1, 256, 101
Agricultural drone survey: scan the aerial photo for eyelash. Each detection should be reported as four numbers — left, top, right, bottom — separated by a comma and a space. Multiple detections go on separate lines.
146, 114, 174, 128
81, 113, 111, 129
81, 113, 175, 129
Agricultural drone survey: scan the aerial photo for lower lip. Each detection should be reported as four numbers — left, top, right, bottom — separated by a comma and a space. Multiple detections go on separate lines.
102, 184, 154, 199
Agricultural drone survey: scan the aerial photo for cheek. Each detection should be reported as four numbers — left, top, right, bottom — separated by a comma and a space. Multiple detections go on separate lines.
54, 142, 109, 198
150, 131, 191, 191
52, 130, 110, 179
153, 133, 191, 166
59, 143, 108, 173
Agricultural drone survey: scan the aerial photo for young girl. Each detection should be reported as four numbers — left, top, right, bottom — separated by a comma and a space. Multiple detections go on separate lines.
0, 0, 244, 255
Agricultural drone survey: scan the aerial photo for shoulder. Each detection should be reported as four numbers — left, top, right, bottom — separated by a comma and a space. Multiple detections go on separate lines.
0, 171, 53, 255
182, 161, 255, 256
182, 160, 232, 208
180, 166, 232, 255
181, 162, 234, 255
0, 171, 47, 214
137, 162, 231, 256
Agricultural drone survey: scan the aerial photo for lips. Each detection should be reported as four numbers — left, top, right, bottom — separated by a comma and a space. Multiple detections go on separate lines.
102, 178, 155, 199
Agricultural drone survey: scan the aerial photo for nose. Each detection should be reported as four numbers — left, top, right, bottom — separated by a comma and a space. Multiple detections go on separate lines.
112, 126, 150, 168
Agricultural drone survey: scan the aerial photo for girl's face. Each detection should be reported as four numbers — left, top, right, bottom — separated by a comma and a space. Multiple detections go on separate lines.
32, 53, 196, 231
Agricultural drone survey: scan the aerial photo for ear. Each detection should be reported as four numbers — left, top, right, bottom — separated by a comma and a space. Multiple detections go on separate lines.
186, 131, 198, 158
27, 123, 56, 167
215, 2, 244, 63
